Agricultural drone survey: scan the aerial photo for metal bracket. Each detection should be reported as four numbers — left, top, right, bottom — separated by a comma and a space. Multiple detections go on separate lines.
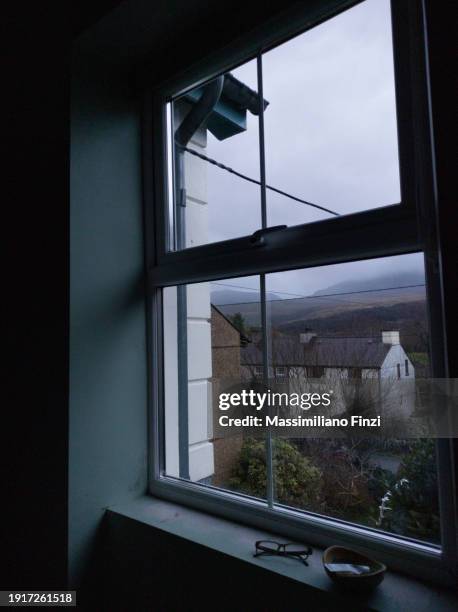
250, 224, 287, 246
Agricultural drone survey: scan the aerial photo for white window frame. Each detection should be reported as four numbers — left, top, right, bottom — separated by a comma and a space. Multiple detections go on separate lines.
143, 0, 457, 585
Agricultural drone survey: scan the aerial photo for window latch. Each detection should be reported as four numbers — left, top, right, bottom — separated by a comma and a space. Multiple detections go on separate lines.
250, 225, 287, 246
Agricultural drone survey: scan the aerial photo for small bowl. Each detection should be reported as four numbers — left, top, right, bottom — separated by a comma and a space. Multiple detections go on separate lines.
323, 546, 386, 590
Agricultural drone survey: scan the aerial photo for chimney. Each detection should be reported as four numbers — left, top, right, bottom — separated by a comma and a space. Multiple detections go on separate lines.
382, 330, 400, 345
300, 329, 317, 344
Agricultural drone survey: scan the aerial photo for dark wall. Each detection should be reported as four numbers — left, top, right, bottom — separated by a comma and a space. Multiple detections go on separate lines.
424, 0, 457, 379
4, 3, 70, 589
3, 0, 122, 590
424, 0, 458, 551
103, 513, 369, 612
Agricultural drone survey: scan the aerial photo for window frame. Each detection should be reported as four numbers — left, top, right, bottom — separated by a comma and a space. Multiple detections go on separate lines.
144, 0, 457, 585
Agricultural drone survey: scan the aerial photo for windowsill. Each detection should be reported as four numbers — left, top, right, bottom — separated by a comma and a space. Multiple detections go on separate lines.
107, 496, 457, 612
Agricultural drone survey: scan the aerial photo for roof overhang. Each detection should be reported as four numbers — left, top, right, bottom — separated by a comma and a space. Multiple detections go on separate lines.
184, 73, 269, 141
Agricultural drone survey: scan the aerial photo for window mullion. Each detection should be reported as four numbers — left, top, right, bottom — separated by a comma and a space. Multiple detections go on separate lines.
260, 273, 274, 509
173, 106, 190, 480
257, 53, 267, 230
257, 52, 274, 509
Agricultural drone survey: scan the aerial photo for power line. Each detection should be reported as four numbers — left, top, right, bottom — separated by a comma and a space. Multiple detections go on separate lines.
212, 280, 306, 298
211, 281, 426, 306
211, 280, 425, 299
180, 144, 339, 217
211, 280, 375, 307
292, 284, 425, 301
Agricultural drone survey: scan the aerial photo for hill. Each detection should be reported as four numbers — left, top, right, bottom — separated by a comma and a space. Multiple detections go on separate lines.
214, 271, 428, 353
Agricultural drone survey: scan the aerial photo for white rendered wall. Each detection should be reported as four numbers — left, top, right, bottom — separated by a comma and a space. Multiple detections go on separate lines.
380, 344, 414, 380
187, 280, 214, 481
380, 345, 415, 418
164, 109, 214, 481
163, 287, 179, 477
185, 122, 214, 481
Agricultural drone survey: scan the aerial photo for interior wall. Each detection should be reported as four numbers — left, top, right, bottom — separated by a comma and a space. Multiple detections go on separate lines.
104, 512, 358, 612
69, 56, 148, 589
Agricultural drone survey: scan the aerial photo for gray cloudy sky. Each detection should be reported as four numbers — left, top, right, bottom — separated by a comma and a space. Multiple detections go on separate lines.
185, 0, 425, 296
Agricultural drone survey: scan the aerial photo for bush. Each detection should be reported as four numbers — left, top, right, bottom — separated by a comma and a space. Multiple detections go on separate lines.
295, 439, 379, 522
229, 438, 322, 508
378, 439, 440, 542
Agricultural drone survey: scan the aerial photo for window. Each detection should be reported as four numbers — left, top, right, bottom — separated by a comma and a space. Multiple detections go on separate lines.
307, 366, 325, 379
349, 367, 362, 380
147, 0, 456, 583
397, 363, 401, 379
405, 359, 410, 376
165, 0, 400, 251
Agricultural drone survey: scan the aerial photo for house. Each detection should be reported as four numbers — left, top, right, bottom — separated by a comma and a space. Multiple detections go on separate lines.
241, 329, 415, 417
241, 329, 414, 382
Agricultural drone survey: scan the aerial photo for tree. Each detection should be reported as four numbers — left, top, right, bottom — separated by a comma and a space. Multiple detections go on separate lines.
230, 312, 248, 336
377, 439, 440, 542
229, 437, 322, 509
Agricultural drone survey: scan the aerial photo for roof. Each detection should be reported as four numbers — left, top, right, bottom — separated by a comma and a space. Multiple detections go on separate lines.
222, 74, 269, 116
241, 336, 392, 369
184, 73, 269, 141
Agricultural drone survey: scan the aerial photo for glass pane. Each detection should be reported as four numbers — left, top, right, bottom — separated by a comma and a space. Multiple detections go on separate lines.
162, 253, 442, 544
262, 0, 400, 227
265, 253, 440, 544
169, 59, 262, 250
163, 275, 268, 500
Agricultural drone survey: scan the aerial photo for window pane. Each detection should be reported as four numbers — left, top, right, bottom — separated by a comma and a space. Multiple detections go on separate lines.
166, 0, 401, 251
263, 0, 400, 227
163, 275, 268, 500
265, 253, 440, 544
162, 253, 441, 544
169, 59, 262, 250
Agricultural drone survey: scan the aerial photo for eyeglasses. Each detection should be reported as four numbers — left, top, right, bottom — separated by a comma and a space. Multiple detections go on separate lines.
254, 540, 313, 566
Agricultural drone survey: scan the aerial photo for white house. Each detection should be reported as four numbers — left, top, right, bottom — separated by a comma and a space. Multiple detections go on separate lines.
242, 330, 413, 378
241, 329, 415, 418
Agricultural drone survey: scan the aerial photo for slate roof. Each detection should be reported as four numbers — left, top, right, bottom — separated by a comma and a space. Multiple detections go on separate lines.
240, 336, 392, 369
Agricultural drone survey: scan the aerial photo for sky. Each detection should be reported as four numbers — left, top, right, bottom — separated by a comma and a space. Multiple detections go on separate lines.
208, 252, 425, 302
179, 0, 425, 297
